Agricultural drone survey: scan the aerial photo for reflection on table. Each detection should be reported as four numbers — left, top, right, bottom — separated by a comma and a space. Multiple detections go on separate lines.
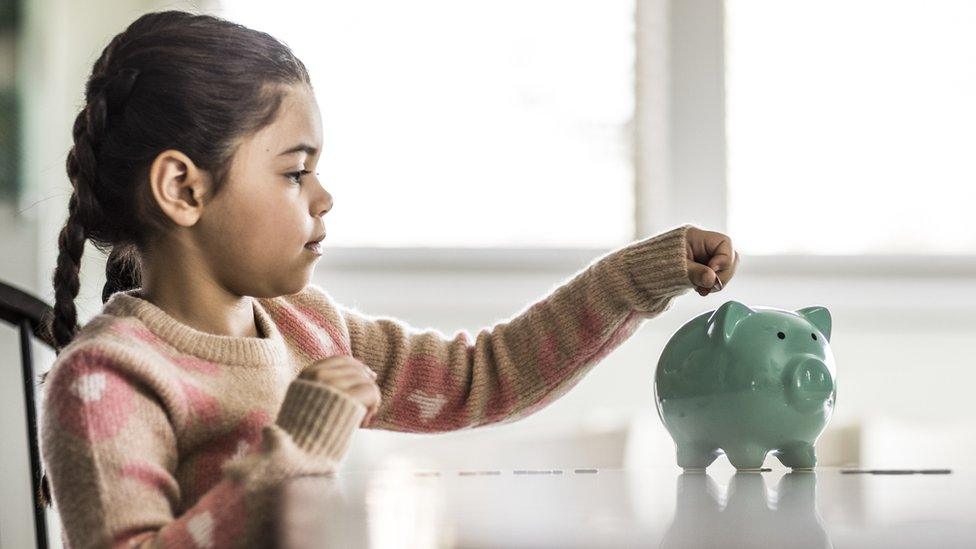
272, 465, 976, 548
662, 471, 829, 548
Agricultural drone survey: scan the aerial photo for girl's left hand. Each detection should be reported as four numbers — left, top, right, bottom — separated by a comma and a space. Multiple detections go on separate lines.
685, 226, 740, 297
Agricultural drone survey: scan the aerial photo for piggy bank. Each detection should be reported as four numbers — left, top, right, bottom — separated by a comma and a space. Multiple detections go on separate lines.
654, 301, 836, 471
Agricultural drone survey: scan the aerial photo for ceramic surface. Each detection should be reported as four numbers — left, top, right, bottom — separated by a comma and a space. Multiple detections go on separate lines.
654, 300, 836, 470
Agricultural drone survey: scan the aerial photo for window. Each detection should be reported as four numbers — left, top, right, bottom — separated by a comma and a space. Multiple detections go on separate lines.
726, 0, 976, 255
221, 0, 636, 248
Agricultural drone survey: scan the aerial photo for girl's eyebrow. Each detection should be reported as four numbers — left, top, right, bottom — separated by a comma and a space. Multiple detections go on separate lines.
278, 143, 318, 156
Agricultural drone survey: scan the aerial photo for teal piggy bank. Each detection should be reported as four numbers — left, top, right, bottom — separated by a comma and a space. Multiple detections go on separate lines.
654, 301, 836, 471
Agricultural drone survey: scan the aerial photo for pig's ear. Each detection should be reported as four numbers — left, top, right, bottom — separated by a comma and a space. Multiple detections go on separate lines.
705, 300, 755, 343
796, 306, 831, 342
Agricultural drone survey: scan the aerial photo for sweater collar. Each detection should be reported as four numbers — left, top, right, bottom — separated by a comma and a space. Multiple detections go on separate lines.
102, 288, 288, 366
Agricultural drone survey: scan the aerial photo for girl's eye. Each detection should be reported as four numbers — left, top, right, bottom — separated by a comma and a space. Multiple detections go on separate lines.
286, 170, 312, 184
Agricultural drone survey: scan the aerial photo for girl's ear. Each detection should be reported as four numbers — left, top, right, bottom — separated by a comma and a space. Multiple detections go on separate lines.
148, 149, 213, 227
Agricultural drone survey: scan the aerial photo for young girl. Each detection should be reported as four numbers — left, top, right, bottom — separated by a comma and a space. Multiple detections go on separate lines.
40, 10, 739, 548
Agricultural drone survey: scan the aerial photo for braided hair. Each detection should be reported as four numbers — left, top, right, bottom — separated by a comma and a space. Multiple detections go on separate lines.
40, 9, 313, 507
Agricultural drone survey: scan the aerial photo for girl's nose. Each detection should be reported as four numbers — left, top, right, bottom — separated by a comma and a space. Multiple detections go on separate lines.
315, 187, 333, 216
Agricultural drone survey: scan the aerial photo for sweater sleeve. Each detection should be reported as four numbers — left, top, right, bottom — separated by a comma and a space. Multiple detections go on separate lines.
40, 345, 366, 548
317, 224, 694, 433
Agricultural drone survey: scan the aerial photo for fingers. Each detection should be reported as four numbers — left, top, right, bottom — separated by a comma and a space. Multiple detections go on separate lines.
687, 262, 719, 289
304, 367, 373, 391
710, 249, 739, 291
297, 356, 382, 427
345, 382, 381, 427
345, 381, 380, 407
706, 237, 735, 274
301, 356, 377, 384
320, 378, 380, 427
724, 250, 740, 283
686, 228, 740, 296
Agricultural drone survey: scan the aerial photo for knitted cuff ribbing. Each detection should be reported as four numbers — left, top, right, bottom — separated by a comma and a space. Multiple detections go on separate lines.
274, 379, 366, 463
594, 224, 695, 314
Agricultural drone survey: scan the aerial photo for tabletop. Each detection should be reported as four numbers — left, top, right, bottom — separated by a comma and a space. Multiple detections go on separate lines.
271, 465, 976, 548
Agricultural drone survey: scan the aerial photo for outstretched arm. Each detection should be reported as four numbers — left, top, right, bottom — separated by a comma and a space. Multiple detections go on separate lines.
296, 224, 694, 433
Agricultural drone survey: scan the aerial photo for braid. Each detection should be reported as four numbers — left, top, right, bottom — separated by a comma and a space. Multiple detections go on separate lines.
40, 34, 140, 507
49, 191, 87, 353
47, 31, 138, 352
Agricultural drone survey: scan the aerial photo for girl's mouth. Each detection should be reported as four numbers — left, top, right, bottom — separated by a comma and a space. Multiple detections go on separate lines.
304, 241, 323, 255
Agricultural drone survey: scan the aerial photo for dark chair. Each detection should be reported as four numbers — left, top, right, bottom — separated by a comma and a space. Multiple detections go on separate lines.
0, 280, 57, 549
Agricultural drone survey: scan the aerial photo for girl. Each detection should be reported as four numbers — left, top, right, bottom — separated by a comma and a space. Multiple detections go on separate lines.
40, 10, 739, 548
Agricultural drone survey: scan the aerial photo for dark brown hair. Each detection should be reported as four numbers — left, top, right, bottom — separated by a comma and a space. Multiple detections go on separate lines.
39, 9, 312, 507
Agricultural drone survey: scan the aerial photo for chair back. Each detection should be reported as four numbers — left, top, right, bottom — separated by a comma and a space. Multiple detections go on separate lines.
0, 280, 57, 549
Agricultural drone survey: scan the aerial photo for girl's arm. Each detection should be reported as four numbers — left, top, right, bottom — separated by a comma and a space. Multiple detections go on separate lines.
297, 224, 693, 433
40, 345, 365, 548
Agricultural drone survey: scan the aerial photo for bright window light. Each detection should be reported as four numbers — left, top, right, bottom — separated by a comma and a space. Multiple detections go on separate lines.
727, 0, 976, 255
220, 1, 635, 248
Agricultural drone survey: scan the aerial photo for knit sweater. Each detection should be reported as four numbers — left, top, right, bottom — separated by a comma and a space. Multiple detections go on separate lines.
40, 224, 694, 548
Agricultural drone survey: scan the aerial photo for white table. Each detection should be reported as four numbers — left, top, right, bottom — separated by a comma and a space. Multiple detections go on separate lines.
274, 465, 976, 548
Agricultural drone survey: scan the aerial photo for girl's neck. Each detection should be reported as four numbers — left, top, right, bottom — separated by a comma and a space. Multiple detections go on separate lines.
140, 250, 262, 339
140, 284, 262, 339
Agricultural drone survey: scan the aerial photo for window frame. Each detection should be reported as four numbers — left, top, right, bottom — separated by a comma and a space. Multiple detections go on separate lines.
311, 0, 976, 282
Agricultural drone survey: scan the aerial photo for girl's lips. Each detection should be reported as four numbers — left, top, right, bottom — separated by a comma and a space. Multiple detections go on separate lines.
304, 241, 323, 255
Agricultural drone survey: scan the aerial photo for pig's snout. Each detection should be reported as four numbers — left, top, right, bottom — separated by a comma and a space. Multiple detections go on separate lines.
783, 355, 834, 414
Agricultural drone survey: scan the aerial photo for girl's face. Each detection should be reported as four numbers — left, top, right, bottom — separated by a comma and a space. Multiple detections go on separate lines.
195, 83, 333, 298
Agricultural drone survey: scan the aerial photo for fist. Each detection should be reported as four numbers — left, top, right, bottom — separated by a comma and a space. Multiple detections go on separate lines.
299, 356, 381, 428
685, 226, 740, 297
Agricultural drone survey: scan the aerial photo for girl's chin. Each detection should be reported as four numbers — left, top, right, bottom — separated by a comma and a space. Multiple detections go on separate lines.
280, 274, 313, 297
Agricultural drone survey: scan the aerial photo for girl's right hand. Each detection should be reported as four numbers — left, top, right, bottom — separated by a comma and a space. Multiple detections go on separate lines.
298, 356, 381, 428
685, 226, 740, 297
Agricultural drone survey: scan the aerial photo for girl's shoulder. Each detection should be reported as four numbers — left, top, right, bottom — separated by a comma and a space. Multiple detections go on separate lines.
256, 283, 353, 354
61, 312, 173, 357
44, 313, 181, 394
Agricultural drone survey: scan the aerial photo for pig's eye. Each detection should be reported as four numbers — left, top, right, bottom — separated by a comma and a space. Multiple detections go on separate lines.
777, 331, 786, 340
811, 333, 818, 341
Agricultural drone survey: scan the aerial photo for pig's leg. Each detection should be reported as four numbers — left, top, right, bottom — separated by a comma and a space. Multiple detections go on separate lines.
773, 442, 817, 470
676, 441, 721, 470
724, 444, 769, 470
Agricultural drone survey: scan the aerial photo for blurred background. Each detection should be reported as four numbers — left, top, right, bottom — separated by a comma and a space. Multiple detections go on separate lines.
2, 0, 975, 546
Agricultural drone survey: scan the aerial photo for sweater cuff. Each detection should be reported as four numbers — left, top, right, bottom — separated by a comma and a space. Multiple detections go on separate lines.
595, 224, 695, 314
274, 379, 367, 463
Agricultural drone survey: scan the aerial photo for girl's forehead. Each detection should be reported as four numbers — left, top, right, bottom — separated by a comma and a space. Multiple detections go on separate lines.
249, 86, 323, 156
279, 88, 322, 130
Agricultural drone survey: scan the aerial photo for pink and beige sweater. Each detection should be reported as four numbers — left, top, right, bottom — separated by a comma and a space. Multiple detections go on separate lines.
40, 224, 694, 548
